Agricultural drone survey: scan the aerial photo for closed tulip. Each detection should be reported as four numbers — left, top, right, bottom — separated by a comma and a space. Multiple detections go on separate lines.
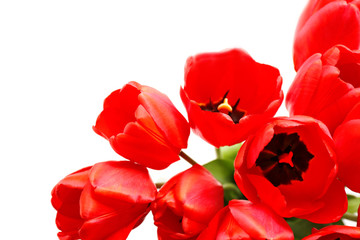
51, 161, 157, 240
234, 116, 347, 223
180, 48, 283, 147
93, 81, 190, 170
197, 200, 294, 240
293, 0, 360, 71
286, 45, 360, 134
151, 164, 223, 240
51, 166, 91, 240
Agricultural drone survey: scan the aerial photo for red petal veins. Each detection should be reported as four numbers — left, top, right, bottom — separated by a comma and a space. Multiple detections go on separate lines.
138, 88, 190, 149
110, 123, 180, 170
88, 161, 156, 204
286, 54, 323, 115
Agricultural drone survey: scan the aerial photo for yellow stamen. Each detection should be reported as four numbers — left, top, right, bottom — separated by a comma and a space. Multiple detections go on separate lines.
217, 98, 232, 113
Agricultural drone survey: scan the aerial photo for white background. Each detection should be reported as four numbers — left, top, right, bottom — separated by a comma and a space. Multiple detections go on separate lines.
0, 0, 309, 239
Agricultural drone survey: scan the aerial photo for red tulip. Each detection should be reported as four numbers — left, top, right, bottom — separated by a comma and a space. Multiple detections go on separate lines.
293, 0, 360, 71
151, 164, 224, 240
286, 45, 360, 134
302, 225, 360, 240
93, 81, 190, 170
51, 161, 157, 240
51, 166, 90, 240
197, 200, 294, 240
180, 48, 283, 147
234, 116, 347, 223
333, 117, 360, 193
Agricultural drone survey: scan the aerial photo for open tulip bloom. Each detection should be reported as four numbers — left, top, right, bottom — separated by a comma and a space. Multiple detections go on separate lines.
52, 0, 360, 239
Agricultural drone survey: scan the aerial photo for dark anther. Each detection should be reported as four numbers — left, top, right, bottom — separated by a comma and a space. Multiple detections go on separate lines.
222, 90, 230, 101
199, 91, 246, 124
255, 132, 314, 187
233, 98, 240, 109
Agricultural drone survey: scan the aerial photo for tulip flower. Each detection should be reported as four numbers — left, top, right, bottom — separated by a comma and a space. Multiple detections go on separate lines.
333, 113, 360, 193
293, 0, 360, 71
93, 81, 190, 170
51, 166, 91, 240
302, 225, 360, 240
180, 48, 283, 147
151, 164, 223, 240
286, 45, 360, 134
51, 161, 157, 240
197, 200, 294, 240
234, 116, 347, 223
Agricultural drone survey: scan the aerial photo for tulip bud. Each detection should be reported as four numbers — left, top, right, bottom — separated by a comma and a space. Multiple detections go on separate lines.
51, 161, 157, 239
93, 81, 190, 170
151, 164, 223, 240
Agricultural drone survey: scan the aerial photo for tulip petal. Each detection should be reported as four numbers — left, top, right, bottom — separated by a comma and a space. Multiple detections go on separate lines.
175, 165, 223, 224
93, 84, 140, 139
286, 54, 323, 115
298, 179, 347, 223
139, 87, 190, 150
88, 161, 156, 204
334, 119, 360, 192
294, 1, 360, 70
196, 206, 251, 240
229, 200, 294, 240
110, 122, 180, 170
79, 208, 148, 240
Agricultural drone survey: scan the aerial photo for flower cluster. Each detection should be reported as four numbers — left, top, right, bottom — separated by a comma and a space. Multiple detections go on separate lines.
51, 0, 360, 239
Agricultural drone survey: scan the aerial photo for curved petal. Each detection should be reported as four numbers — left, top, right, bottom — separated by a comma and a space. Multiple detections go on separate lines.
175, 165, 223, 224
229, 200, 294, 240
88, 161, 157, 204
286, 54, 323, 115
79, 208, 149, 240
93, 83, 140, 139
110, 122, 180, 170
139, 87, 190, 149
294, 1, 360, 70
303, 225, 360, 240
196, 206, 251, 240
298, 179, 347, 223
334, 119, 360, 192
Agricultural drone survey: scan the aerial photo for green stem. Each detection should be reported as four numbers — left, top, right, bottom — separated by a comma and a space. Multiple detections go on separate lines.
343, 212, 358, 222
179, 151, 198, 166
215, 148, 221, 159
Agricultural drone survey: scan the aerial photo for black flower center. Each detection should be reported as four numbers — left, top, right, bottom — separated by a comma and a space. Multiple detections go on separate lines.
255, 132, 314, 187
199, 90, 246, 124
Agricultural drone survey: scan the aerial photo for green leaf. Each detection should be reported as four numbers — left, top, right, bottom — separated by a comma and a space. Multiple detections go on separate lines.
218, 142, 243, 163
223, 182, 245, 205
286, 218, 343, 240
347, 194, 360, 214
203, 159, 235, 185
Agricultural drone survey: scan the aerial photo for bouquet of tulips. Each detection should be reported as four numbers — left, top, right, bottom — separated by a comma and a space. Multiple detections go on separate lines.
51, 0, 360, 239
